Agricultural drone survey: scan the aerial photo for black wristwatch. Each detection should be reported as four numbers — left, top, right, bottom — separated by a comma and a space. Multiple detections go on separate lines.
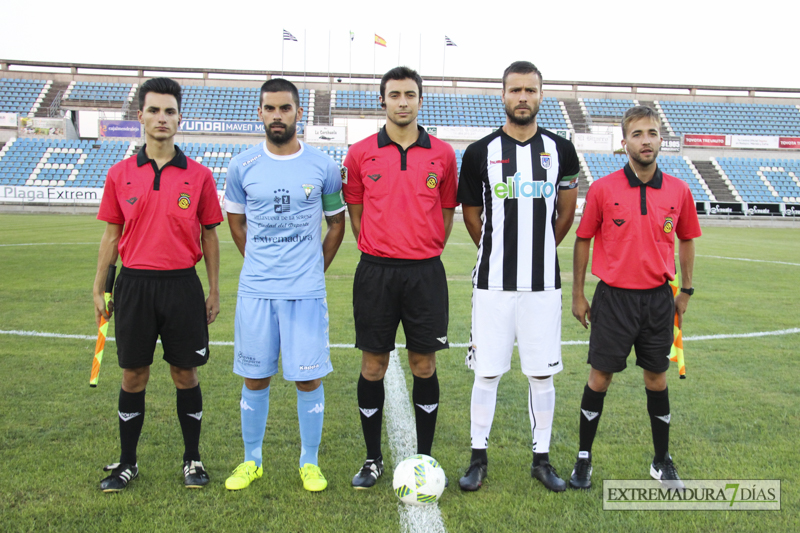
680, 287, 694, 296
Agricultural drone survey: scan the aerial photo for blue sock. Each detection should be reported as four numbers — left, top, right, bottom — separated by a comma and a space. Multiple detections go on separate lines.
297, 384, 325, 468
241, 384, 270, 468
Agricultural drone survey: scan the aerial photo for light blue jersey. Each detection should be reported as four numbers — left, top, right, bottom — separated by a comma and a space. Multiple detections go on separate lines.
225, 141, 345, 299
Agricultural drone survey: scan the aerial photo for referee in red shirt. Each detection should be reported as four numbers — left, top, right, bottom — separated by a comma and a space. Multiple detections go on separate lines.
569, 106, 701, 490
93, 78, 223, 492
343, 67, 459, 488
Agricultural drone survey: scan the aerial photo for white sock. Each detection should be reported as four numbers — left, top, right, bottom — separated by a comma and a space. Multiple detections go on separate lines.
470, 375, 501, 449
528, 376, 555, 454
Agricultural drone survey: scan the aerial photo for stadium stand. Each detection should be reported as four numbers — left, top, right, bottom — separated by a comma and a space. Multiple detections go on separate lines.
713, 157, 800, 203
63, 82, 137, 103
657, 101, 800, 136
0, 78, 50, 117
180, 86, 313, 122
0, 138, 133, 187
581, 98, 636, 119
332, 90, 569, 129
581, 153, 713, 201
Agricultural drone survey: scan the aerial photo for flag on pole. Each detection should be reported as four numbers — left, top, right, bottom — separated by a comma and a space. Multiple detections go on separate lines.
283, 29, 298, 41
445, 36, 457, 46
350, 31, 355, 41
374, 34, 387, 47
668, 277, 686, 379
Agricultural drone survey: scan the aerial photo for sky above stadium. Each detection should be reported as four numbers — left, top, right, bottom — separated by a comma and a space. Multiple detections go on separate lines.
1, 0, 796, 90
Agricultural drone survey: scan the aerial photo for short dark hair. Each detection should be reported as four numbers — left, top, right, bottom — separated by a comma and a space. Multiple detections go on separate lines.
502, 61, 543, 89
622, 106, 661, 138
260, 78, 300, 108
380, 66, 423, 101
138, 77, 182, 112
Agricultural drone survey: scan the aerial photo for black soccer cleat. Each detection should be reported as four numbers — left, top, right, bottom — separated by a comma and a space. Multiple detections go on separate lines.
458, 460, 488, 491
569, 451, 593, 490
531, 460, 566, 492
352, 456, 384, 489
650, 455, 685, 490
183, 460, 210, 489
100, 463, 139, 492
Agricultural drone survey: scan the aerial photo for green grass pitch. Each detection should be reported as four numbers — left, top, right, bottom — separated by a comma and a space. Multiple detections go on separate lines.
0, 213, 798, 532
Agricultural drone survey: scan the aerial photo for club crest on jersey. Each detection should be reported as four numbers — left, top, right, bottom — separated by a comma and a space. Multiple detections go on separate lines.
178, 193, 191, 210
663, 216, 674, 233
540, 153, 552, 170
302, 184, 315, 199
340, 165, 348, 184
426, 173, 438, 189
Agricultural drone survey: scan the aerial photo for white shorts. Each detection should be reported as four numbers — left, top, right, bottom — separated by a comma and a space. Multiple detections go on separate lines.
233, 296, 333, 381
467, 288, 563, 377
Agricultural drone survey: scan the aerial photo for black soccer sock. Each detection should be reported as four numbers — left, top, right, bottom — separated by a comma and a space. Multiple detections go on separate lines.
646, 387, 670, 464
533, 453, 550, 467
118, 388, 145, 465
578, 384, 606, 455
177, 385, 203, 462
358, 374, 385, 460
413, 371, 440, 456
470, 448, 488, 465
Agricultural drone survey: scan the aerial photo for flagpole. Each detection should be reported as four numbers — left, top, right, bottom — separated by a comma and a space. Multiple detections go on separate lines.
349, 31, 352, 92
373, 36, 376, 89
282, 33, 285, 76
303, 29, 307, 90
419, 34, 422, 74
327, 30, 331, 92
442, 38, 446, 88
398, 33, 401, 65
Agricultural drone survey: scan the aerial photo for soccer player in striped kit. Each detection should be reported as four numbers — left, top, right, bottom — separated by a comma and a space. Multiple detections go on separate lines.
457, 61, 579, 492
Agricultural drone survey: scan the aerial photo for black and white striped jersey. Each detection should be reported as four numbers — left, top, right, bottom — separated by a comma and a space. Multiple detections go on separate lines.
458, 127, 579, 292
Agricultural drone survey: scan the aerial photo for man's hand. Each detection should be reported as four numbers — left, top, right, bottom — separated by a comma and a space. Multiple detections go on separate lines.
94, 291, 113, 327
572, 295, 591, 329
674, 292, 690, 329
205, 293, 220, 325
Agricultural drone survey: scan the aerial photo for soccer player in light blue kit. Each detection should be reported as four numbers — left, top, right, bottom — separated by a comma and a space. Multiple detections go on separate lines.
223, 78, 346, 492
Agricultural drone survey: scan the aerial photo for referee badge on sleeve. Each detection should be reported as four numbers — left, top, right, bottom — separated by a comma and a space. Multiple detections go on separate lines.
340, 166, 348, 185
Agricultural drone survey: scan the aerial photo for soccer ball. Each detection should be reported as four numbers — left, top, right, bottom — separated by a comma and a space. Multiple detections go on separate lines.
392, 454, 446, 506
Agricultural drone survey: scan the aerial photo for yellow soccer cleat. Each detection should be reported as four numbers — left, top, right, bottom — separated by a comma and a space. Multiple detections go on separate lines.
299, 463, 328, 492
225, 461, 263, 491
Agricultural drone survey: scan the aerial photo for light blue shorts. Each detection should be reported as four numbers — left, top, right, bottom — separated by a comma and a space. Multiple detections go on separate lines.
233, 296, 333, 381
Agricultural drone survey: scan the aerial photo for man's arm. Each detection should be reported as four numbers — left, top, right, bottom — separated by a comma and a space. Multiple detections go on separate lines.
554, 188, 578, 246
347, 203, 363, 241
674, 238, 695, 329
323, 211, 346, 272
227, 212, 247, 257
201, 226, 221, 324
93, 223, 122, 327
442, 207, 455, 246
462, 205, 483, 247
572, 236, 592, 329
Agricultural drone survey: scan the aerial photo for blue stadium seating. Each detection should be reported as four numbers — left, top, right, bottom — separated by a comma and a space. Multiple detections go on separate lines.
64, 82, 136, 103
582, 153, 712, 201
659, 101, 800, 136
582, 98, 635, 119
180, 86, 311, 122
714, 157, 800, 203
332, 90, 569, 130
0, 78, 48, 116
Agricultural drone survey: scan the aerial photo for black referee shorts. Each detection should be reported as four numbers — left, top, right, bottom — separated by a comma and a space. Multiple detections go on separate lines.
587, 280, 673, 374
353, 253, 449, 354
114, 266, 209, 369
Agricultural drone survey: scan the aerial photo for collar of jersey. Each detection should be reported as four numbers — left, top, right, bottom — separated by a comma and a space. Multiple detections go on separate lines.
624, 163, 663, 189
136, 144, 188, 169
377, 125, 431, 149
262, 140, 304, 161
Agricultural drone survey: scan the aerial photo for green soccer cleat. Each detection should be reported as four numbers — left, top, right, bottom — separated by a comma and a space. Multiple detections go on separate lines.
225, 461, 263, 491
299, 463, 328, 492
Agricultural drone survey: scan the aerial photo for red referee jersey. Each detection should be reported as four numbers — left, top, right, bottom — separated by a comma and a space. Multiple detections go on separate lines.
342, 126, 459, 259
97, 145, 224, 270
576, 164, 701, 289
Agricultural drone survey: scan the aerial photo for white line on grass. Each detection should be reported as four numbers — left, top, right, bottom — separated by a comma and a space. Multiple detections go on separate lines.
695, 254, 800, 267
2, 328, 799, 347
384, 349, 447, 533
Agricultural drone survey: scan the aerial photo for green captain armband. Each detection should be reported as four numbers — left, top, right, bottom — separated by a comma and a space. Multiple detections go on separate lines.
322, 191, 345, 213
